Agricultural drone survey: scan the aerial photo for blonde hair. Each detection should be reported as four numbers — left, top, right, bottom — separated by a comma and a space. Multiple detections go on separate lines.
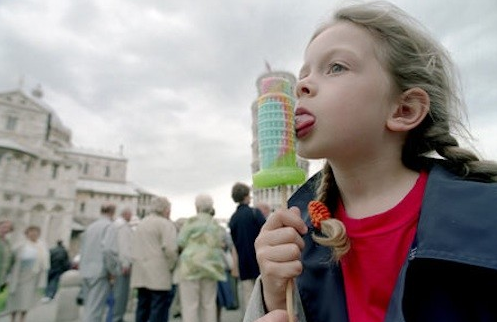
311, 1, 497, 262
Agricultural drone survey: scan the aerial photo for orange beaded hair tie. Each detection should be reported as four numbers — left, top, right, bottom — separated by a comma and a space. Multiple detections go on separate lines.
308, 200, 331, 230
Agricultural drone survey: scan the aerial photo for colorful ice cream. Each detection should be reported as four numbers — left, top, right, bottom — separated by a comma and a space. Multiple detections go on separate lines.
253, 75, 306, 188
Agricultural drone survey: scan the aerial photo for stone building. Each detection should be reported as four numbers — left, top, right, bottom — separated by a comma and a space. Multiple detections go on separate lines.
61, 147, 138, 227
133, 185, 155, 219
0, 86, 154, 249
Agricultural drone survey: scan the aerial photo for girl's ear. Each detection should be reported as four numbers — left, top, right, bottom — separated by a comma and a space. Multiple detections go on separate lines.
387, 87, 430, 132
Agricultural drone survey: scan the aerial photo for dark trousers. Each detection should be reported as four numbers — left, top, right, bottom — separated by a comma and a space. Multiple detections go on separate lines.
135, 286, 176, 322
45, 271, 63, 299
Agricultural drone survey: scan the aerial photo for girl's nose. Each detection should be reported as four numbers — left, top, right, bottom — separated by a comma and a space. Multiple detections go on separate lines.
295, 78, 314, 98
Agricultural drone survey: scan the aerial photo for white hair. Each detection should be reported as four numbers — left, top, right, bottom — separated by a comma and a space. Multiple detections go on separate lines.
195, 194, 214, 213
150, 197, 171, 214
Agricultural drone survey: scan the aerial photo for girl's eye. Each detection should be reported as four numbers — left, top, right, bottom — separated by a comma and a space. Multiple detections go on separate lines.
327, 63, 345, 74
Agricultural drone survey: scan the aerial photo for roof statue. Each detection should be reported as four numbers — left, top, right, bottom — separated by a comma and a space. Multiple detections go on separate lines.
264, 60, 272, 73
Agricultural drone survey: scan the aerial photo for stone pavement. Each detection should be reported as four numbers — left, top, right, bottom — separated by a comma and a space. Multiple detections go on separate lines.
1, 269, 245, 322
0, 300, 244, 322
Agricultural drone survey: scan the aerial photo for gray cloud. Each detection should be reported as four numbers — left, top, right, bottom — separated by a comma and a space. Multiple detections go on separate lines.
1, 0, 496, 219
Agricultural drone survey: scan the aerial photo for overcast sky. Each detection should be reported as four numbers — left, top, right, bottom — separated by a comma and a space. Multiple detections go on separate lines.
1, 0, 496, 220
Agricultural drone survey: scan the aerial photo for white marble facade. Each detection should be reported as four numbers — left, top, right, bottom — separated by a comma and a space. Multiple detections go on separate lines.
0, 87, 153, 249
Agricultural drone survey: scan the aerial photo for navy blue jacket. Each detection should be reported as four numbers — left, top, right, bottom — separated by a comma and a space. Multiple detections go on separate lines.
229, 204, 266, 280
292, 164, 497, 322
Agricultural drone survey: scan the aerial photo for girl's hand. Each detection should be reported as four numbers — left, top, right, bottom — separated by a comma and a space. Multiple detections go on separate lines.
255, 309, 290, 322
255, 206, 308, 312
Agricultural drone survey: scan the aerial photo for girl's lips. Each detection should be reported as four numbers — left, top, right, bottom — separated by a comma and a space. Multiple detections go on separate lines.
295, 108, 315, 139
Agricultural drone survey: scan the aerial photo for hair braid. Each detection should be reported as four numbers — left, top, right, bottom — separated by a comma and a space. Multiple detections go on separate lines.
423, 123, 497, 181
313, 163, 351, 262
315, 163, 332, 203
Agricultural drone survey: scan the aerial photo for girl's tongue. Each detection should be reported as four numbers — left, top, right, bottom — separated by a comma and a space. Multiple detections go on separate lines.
295, 114, 315, 128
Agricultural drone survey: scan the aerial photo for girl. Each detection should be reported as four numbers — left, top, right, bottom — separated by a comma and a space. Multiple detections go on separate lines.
246, 1, 497, 322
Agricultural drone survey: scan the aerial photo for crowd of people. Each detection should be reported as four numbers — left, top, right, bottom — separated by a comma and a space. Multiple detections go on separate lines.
0, 181, 269, 322
78, 182, 267, 322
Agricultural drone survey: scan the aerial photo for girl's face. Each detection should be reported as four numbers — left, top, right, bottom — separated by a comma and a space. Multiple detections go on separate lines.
295, 21, 398, 164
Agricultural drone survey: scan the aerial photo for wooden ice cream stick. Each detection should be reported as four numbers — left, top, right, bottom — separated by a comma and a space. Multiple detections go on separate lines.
286, 279, 294, 322
280, 185, 294, 322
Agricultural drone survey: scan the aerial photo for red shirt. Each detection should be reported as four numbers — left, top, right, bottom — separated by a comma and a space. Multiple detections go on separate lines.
336, 172, 428, 322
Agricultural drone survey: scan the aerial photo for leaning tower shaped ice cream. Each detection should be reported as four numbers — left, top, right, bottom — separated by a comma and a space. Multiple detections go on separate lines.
252, 73, 306, 188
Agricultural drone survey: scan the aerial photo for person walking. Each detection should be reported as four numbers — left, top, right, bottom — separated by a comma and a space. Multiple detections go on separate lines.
43, 240, 71, 302
0, 220, 14, 314
6, 226, 49, 322
228, 183, 265, 313
79, 203, 116, 322
103, 208, 134, 322
177, 194, 226, 322
0, 220, 14, 290
131, 197, 178, 322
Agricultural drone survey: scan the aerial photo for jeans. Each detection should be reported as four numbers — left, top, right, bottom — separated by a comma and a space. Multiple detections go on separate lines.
111, 273, 131, 322
135, 286, 176, 322
45, 271, 63, 299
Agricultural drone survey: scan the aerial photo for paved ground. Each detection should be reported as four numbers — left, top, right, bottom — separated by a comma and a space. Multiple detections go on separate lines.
0, 298, 244, 322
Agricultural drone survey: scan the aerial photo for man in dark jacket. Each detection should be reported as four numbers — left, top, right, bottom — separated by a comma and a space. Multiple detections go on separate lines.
229, 182, 266, 314
43, 240, 71, 301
